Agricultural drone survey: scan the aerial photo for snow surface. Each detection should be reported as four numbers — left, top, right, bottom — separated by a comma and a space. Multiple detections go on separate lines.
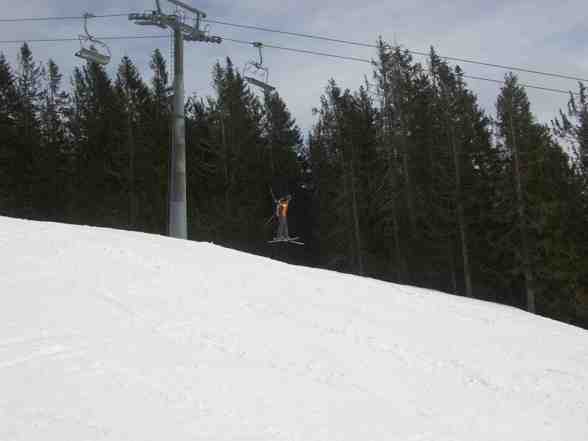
1, 216, 587, 441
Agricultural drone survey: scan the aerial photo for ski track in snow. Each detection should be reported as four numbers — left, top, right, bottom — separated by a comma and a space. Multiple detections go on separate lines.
1, 216, 587, 441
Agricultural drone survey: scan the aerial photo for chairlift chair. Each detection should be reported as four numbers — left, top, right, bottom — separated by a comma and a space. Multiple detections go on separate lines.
244, 42, 275, 92
75, 13, 112, 65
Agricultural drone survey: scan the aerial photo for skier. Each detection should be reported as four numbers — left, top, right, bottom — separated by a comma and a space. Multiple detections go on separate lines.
267, 188, 303, 245
274, 194, 291, 240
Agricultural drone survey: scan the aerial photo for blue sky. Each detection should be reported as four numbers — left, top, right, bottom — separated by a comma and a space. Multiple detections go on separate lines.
1, 0, 587, 134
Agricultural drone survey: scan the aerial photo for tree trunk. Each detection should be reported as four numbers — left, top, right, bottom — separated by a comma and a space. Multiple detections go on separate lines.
383, 95, 408, 282
399, 111, 417, 239
128, 111, 136, 229
268, 125, 275, 176
341, 154, 354, 270
220, 112, 230, 221
447, 239, 458, 294
390, 193, 406, 282
349, 140, 364, 275
509, 105, 536, 313
446, 110, 473, 297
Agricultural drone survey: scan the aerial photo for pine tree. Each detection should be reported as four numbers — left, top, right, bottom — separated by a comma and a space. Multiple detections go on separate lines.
371, 41, 408, 281
372, 43, 439, 285
147, 48, 171, 234
0, 52, 20, 215
494, 74, 574, 314
14, 43, 44, 218
67, 61, 125, 226
262, 90, 302, 185
310, 81, 349, 270
496, 74, 537, 312
429, 51, 496, 298
553, 83, 588, 176
38, 59, 68, 220
309, 80, 377, 274
552, 85, 588, 324
116, 56, 152, 230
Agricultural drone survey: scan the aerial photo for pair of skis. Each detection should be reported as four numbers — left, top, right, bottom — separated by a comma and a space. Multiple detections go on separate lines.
268, 236, 304, 245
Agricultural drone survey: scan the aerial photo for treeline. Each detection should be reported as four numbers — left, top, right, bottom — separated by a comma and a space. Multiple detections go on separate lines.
308, 42, 588, 327
0, 42, 587, 327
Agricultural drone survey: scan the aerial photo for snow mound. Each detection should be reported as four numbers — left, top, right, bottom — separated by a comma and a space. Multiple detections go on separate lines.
1, 216, 587, 441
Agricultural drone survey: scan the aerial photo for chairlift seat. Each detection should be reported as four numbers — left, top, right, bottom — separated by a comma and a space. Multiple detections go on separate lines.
244, 76, 275, 92
75, 48, 111, 66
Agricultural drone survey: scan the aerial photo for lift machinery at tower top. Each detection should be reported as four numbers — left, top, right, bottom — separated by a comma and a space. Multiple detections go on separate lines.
129, 0, 220, 43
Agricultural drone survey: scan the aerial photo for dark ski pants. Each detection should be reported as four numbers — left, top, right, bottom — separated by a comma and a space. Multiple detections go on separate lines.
277, 216, 289, 239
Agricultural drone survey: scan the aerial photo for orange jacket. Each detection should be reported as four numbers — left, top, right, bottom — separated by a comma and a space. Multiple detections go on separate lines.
277, 200, 289, 218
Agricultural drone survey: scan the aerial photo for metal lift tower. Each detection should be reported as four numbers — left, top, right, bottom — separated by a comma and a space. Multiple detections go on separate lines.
129, 1, 221, 239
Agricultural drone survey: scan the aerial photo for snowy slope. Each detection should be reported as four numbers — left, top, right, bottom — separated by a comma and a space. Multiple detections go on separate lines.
0, 216, 587, 441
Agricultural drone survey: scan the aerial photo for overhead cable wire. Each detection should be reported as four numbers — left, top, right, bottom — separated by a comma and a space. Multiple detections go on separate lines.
1, 12, 587, 83
0, 35, 168, 43
205, 18, 588, 83
0, 34, 579, 96
462, 74, 580, 95
222, 37, 373, 63
223, 37, 579, 96
0, 13, 130, 22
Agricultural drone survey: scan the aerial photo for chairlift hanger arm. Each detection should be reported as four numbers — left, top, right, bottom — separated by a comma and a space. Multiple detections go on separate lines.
167, 0, 206, 18
253, 41, 264, 65
82, 12, 96, 40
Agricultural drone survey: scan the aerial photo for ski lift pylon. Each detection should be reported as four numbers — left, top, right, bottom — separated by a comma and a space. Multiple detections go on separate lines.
75, 12, 112, 65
